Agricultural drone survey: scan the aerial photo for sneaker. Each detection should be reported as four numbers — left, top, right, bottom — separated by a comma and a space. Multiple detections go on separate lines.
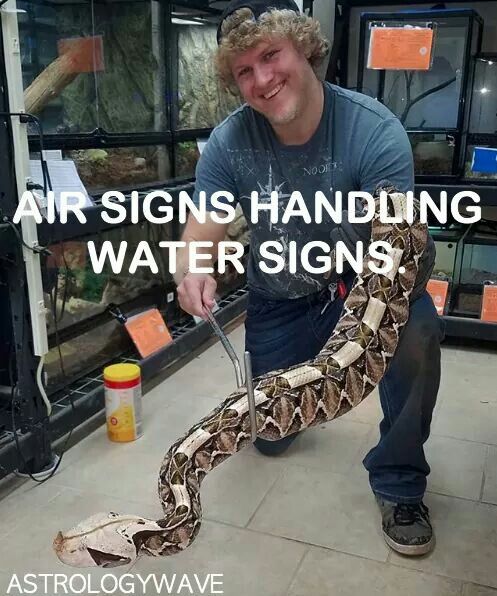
376, 497, 434, 556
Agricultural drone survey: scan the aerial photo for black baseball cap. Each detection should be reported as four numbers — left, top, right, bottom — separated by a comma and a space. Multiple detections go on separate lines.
216, 0, 301, 44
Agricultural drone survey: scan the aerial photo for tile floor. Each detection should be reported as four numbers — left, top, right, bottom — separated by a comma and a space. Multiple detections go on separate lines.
1, 320, 497, 596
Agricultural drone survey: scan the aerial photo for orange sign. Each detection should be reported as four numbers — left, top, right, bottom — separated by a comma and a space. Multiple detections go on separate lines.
427, 279, 449, 316
481, 285, 497, 323
58, 36, 105, 73
46, 241, 87, 269
125, 309, 172, 358
368, 26, 434, 70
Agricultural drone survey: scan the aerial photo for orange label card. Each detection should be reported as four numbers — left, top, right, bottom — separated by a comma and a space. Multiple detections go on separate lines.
427, 279, 449, 315
481, 285, 497, 323
46, 241, 87, 269
57, 36, 104, 73
367, 27, 434, 70
125, 309, 172, 358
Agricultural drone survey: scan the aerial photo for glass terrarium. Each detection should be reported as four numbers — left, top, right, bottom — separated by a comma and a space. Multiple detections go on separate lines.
18, 0, 168, 135
429, 225, 465, 280
29, 145, 172, 194
410, 133, 455, 176
172, 4, 242, 130
464, 141, 497, 181
454, 221, 497, 316
41, 220, 179, 389
468, 55, 497, 135
357, 9, 483, 178
464, 55, 497, 181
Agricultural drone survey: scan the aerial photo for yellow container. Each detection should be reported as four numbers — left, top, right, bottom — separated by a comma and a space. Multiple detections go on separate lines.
103, 363, 143, 442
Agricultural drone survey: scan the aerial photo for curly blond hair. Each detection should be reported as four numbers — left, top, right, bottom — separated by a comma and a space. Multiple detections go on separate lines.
216, 8, 330, 90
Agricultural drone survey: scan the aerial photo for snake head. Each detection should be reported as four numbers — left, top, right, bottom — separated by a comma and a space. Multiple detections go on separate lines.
53, 512, 163, 568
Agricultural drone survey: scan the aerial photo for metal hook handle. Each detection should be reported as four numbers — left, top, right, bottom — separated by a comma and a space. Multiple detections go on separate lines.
203, 307, 258, 442
203, 307, 244, 387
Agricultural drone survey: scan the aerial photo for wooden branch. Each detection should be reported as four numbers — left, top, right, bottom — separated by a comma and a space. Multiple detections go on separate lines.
23, 51, 81, 115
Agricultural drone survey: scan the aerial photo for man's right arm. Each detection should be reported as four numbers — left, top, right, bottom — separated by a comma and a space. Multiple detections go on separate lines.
173, 128, 236, 319
174, 214, 229, 318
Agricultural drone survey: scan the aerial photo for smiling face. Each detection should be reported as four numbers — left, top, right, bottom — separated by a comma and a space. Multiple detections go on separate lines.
230, 36, 316, 128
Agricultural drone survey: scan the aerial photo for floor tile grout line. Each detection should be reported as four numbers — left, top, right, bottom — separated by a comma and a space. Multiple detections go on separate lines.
15, 457, 367, 510
242, 452, 373, 479
205, 515, 390, 565
14, 466, 496, 535
3, 491, 496, 587
425, 487, 497, 507
8, 482, 166, 518
205, 516, 477, 591
387, 556, 493, 591
6, 479, 496, 566
480, 445, 489, 502
430, 432, 497, 448
462, 580, 497, 594
44, 421, 497, 479
425, 487, 484, 504
380, 554, 466, 592
243, 464, 288, 529
1, 485, 73, 541
280, 546, 310, 596
5, 460, 497, 535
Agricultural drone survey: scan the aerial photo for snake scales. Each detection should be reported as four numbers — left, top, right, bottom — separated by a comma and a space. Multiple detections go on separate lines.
53, 185, 428, 568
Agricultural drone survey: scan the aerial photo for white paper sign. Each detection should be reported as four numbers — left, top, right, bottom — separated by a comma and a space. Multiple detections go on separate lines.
196, 139, 208, 155
29, 159, 94, 213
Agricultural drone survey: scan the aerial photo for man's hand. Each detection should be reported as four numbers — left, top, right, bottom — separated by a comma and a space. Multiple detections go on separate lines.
174, 212, 228, 318
177, 272, 217, 319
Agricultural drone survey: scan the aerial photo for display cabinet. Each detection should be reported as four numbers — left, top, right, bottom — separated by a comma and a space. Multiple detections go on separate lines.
15, 0, 249, 387
345, 3, 497, 341
357, 9, 483, 182
464, 54, 497, 182
0, 0, 250, 479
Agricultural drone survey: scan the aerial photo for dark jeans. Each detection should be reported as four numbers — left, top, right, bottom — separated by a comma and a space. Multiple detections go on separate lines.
244, 271, 445, 504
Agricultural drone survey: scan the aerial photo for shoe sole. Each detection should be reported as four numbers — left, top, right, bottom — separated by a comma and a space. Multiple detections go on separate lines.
383, 531, 435, 556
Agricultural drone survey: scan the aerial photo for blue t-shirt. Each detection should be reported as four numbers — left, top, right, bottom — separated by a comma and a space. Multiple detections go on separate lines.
193, 82, 434, 299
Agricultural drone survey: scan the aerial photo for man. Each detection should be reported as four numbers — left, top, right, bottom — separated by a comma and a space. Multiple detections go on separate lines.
174, 0, 444, 556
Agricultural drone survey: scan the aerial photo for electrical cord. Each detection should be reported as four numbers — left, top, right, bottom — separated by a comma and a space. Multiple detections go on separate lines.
0, 111, 53, 196
1, 108, 57, 423
48, 266, 68, 379
9, 241, 77, 483
0, 111, 75, 483
7, 271, 75, 484
1, 217, 51, 256
28, 113, 53, 193
0, 111, 53, 258
36, 355, 51, 416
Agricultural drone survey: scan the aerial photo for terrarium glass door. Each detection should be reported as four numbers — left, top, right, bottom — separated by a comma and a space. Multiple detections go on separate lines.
357, 10, 482, 179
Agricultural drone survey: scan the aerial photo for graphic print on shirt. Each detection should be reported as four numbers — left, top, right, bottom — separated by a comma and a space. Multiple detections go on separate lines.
227, 147, 340, 298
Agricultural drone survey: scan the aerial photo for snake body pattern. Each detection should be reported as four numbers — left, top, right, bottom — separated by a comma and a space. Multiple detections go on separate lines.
53, 185, 428, 568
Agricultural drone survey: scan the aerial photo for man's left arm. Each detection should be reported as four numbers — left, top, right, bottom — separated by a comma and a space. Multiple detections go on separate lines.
332, 115, 435, 299
333, 117, 415, 253
357, 116, 414, 195
356, 116, 435, 299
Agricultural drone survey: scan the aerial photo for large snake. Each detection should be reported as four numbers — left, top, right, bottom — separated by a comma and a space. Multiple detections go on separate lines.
53, 184, 428, 568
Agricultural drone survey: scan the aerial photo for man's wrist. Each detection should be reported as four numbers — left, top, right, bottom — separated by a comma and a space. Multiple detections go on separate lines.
173, 267, 189, 286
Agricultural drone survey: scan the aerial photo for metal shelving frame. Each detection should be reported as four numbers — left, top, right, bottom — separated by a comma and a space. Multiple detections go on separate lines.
0, 0, 248, 480
332, 0, 497, 341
